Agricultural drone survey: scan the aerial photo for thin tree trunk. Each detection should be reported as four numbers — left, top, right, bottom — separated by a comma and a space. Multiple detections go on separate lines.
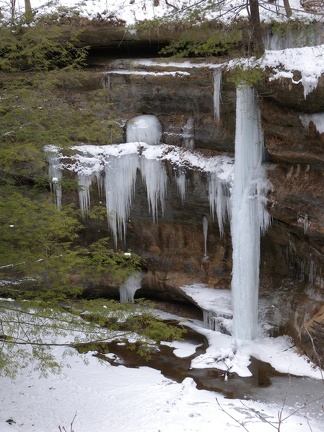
24, 0, 33, 22
10, 0, 16, 22
283, 0, 293, 17
249, 0, 264, 56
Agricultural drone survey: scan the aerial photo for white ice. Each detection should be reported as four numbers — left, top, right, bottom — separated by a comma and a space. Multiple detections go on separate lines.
231, 86, 271, 340
300, 112, 324, 134
126, 114, 162, 146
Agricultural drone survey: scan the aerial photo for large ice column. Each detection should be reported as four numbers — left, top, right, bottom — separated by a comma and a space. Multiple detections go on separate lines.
140, 157, 168, 222
231, 86, 271, 340
126, 115, 162, 145
104, 154, 139, 246
45, 146, 62, 207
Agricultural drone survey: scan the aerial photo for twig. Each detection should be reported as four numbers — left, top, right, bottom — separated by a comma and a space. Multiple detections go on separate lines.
216, 398, 250, 432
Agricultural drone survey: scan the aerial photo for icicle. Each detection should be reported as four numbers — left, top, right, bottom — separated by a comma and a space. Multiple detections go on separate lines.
78, 174, 92, 218
203, 310, 216, 330
45, 147, 62, 207
182, 117, 194, 149
299, 112, 324, 134
140, 157, 167, 222
208, 173, 230, 237
203, 215, 208, 257
126, 114, 162, 146
175, 170, 186, 202
231, 86, 271, 341
104, 154, 139, 247
119, 271, 143, 303
213, 69, 222, 121
95, 171, 105, 202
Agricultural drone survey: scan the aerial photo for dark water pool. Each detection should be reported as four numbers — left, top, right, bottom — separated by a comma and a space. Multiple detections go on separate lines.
94, 324, 324, 419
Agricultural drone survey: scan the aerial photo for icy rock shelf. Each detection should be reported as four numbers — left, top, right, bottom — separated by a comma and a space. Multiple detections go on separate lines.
45, 143, 235, 247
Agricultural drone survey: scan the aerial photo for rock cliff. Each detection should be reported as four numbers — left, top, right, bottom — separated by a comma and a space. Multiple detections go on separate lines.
57, 33, 324, 365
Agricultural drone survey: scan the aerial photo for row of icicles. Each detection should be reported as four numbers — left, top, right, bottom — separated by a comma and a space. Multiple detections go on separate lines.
46, 84, 271, 340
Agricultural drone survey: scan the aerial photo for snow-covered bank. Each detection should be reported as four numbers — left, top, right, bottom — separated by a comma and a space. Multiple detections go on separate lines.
1, 298, 323, 432
1, 338, 323, 432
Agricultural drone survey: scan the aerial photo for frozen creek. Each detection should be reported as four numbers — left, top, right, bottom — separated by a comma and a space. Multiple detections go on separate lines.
0, 298, 323, 432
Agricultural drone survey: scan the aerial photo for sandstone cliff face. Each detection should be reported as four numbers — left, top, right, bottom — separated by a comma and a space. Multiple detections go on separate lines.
74, 52, 324, 364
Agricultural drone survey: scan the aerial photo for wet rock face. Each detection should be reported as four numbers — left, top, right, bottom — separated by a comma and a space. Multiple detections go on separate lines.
100, 60, 236, 152
72, 56, 324, 364
123, 166, 233, 300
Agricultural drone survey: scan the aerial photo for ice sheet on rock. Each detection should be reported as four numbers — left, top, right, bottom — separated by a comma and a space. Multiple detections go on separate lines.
213, 69, 222, 121
119, 271, 143, 303
126, 115, 162, 146
181, 285, 232, 318
182, 117, 195, 149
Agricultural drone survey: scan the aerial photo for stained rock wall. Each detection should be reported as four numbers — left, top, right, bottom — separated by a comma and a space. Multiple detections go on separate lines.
74, 55, 324, 363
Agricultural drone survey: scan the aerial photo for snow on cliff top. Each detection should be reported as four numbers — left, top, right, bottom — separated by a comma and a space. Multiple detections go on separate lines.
1, 0, 322, 26
2, 0, 323, 98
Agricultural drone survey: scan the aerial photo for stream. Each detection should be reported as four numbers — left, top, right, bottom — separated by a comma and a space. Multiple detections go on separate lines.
92, 302, 324, 419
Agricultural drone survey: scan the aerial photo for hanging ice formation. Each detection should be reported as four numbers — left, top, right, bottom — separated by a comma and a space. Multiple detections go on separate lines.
140, 157, 168, 222
126, 114, 162, 145
45, 146, 62, 207
208, 172, 231, 237
175, 170, 186, 202
203, 215, 208, 257
46, 111, 234, 251
104, 154, 139, 245
119, 271, 143, 303
299, 112, 324, 134
182, 117, 195, 149
213, 69, 222, 121
78, 174, 93, 218
231, 86, 271, 340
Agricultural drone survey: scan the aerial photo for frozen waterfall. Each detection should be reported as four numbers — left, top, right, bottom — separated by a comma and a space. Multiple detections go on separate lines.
231, 86, 271, 340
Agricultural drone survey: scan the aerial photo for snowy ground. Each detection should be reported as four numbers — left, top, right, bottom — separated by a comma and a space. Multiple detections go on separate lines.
1, 298, 323, 432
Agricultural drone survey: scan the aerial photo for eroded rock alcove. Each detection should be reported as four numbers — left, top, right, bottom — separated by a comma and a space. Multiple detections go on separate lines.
51, 31, 324, 364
